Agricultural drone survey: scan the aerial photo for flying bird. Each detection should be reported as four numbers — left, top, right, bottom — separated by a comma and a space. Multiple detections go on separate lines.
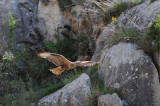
37, 52, 99, 75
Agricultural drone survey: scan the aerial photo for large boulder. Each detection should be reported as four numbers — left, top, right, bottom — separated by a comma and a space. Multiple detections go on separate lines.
98, 93, 123, 106
98, 43, 159, 106
92, 0, 160, 61
38, 73, 91, 106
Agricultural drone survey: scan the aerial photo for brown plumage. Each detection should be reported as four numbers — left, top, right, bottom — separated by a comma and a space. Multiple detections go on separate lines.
37, 52, 99, 75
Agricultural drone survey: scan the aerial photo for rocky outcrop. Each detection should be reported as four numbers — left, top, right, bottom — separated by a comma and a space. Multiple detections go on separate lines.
118, 0, 159, 32
98, 43, 159, 106
91, 23, 116, 61
64, 0, 104, 58
98, 93, 123, 106
0, 0, 44, 52
38, 0, 64, 42
92, 0, 160, 61
38, 73, 91, 106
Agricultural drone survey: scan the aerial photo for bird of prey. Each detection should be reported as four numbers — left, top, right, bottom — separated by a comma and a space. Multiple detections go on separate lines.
37, 52, 99, 75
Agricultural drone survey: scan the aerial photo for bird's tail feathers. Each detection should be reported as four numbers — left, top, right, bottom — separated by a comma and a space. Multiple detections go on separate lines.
75, 61, 99, 67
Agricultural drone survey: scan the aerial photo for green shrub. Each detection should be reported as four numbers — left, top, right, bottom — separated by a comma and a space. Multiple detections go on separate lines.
0, 13, 25, 105
88, 83, 114, 106
45, 34, 79, 61
150, 0, 156, 3
147, 14, 160, 51
87, 67, 114, 106
108, 26, 157, 57
108, 28, 139, 47
58, 0, 72, 10
22, 52, 55, 81
0, 78, 26, 105
63, 68, 82, 84
8, 13, 20, 38
37, 83, 65, 99
8, 79, 36, 106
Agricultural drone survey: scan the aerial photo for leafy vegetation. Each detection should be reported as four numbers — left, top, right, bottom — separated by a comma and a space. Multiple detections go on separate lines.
8, 13, 20, 39
108, 27, 156, 56
147, 14, 160, 71
0, 13, 22, 105
108, 28, 139, 47
45, 34, 79, 61
150, 0, 157, 3
147, 14, 160, 51
36, 83, 65, 99
87, 67, 114, 106
0, 13, 64, 106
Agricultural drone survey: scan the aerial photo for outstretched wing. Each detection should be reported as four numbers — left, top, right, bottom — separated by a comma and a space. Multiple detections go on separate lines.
37, 52, 72, 66
75, 61, 99, 67
49, 66, 66, 75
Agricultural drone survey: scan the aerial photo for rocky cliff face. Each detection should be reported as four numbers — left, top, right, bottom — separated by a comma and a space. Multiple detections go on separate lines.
92, 0, 160, 61
38, 0, 64, 42
0, 0, 159, 106
0, 0, 43, 53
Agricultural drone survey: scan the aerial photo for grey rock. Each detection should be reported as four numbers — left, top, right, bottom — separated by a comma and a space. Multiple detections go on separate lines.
0, 0, 43, 52
38, 0, 64, 42
98, 43, 160, 106
38, 73, 91, 106
98, 93, 123, 106
70, 2, 103, 59
118, 0, 160, 32
72, 0, 84, 5
121, 100, 129, 106
92, 0, 160, 61
92, 23, 116, 61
